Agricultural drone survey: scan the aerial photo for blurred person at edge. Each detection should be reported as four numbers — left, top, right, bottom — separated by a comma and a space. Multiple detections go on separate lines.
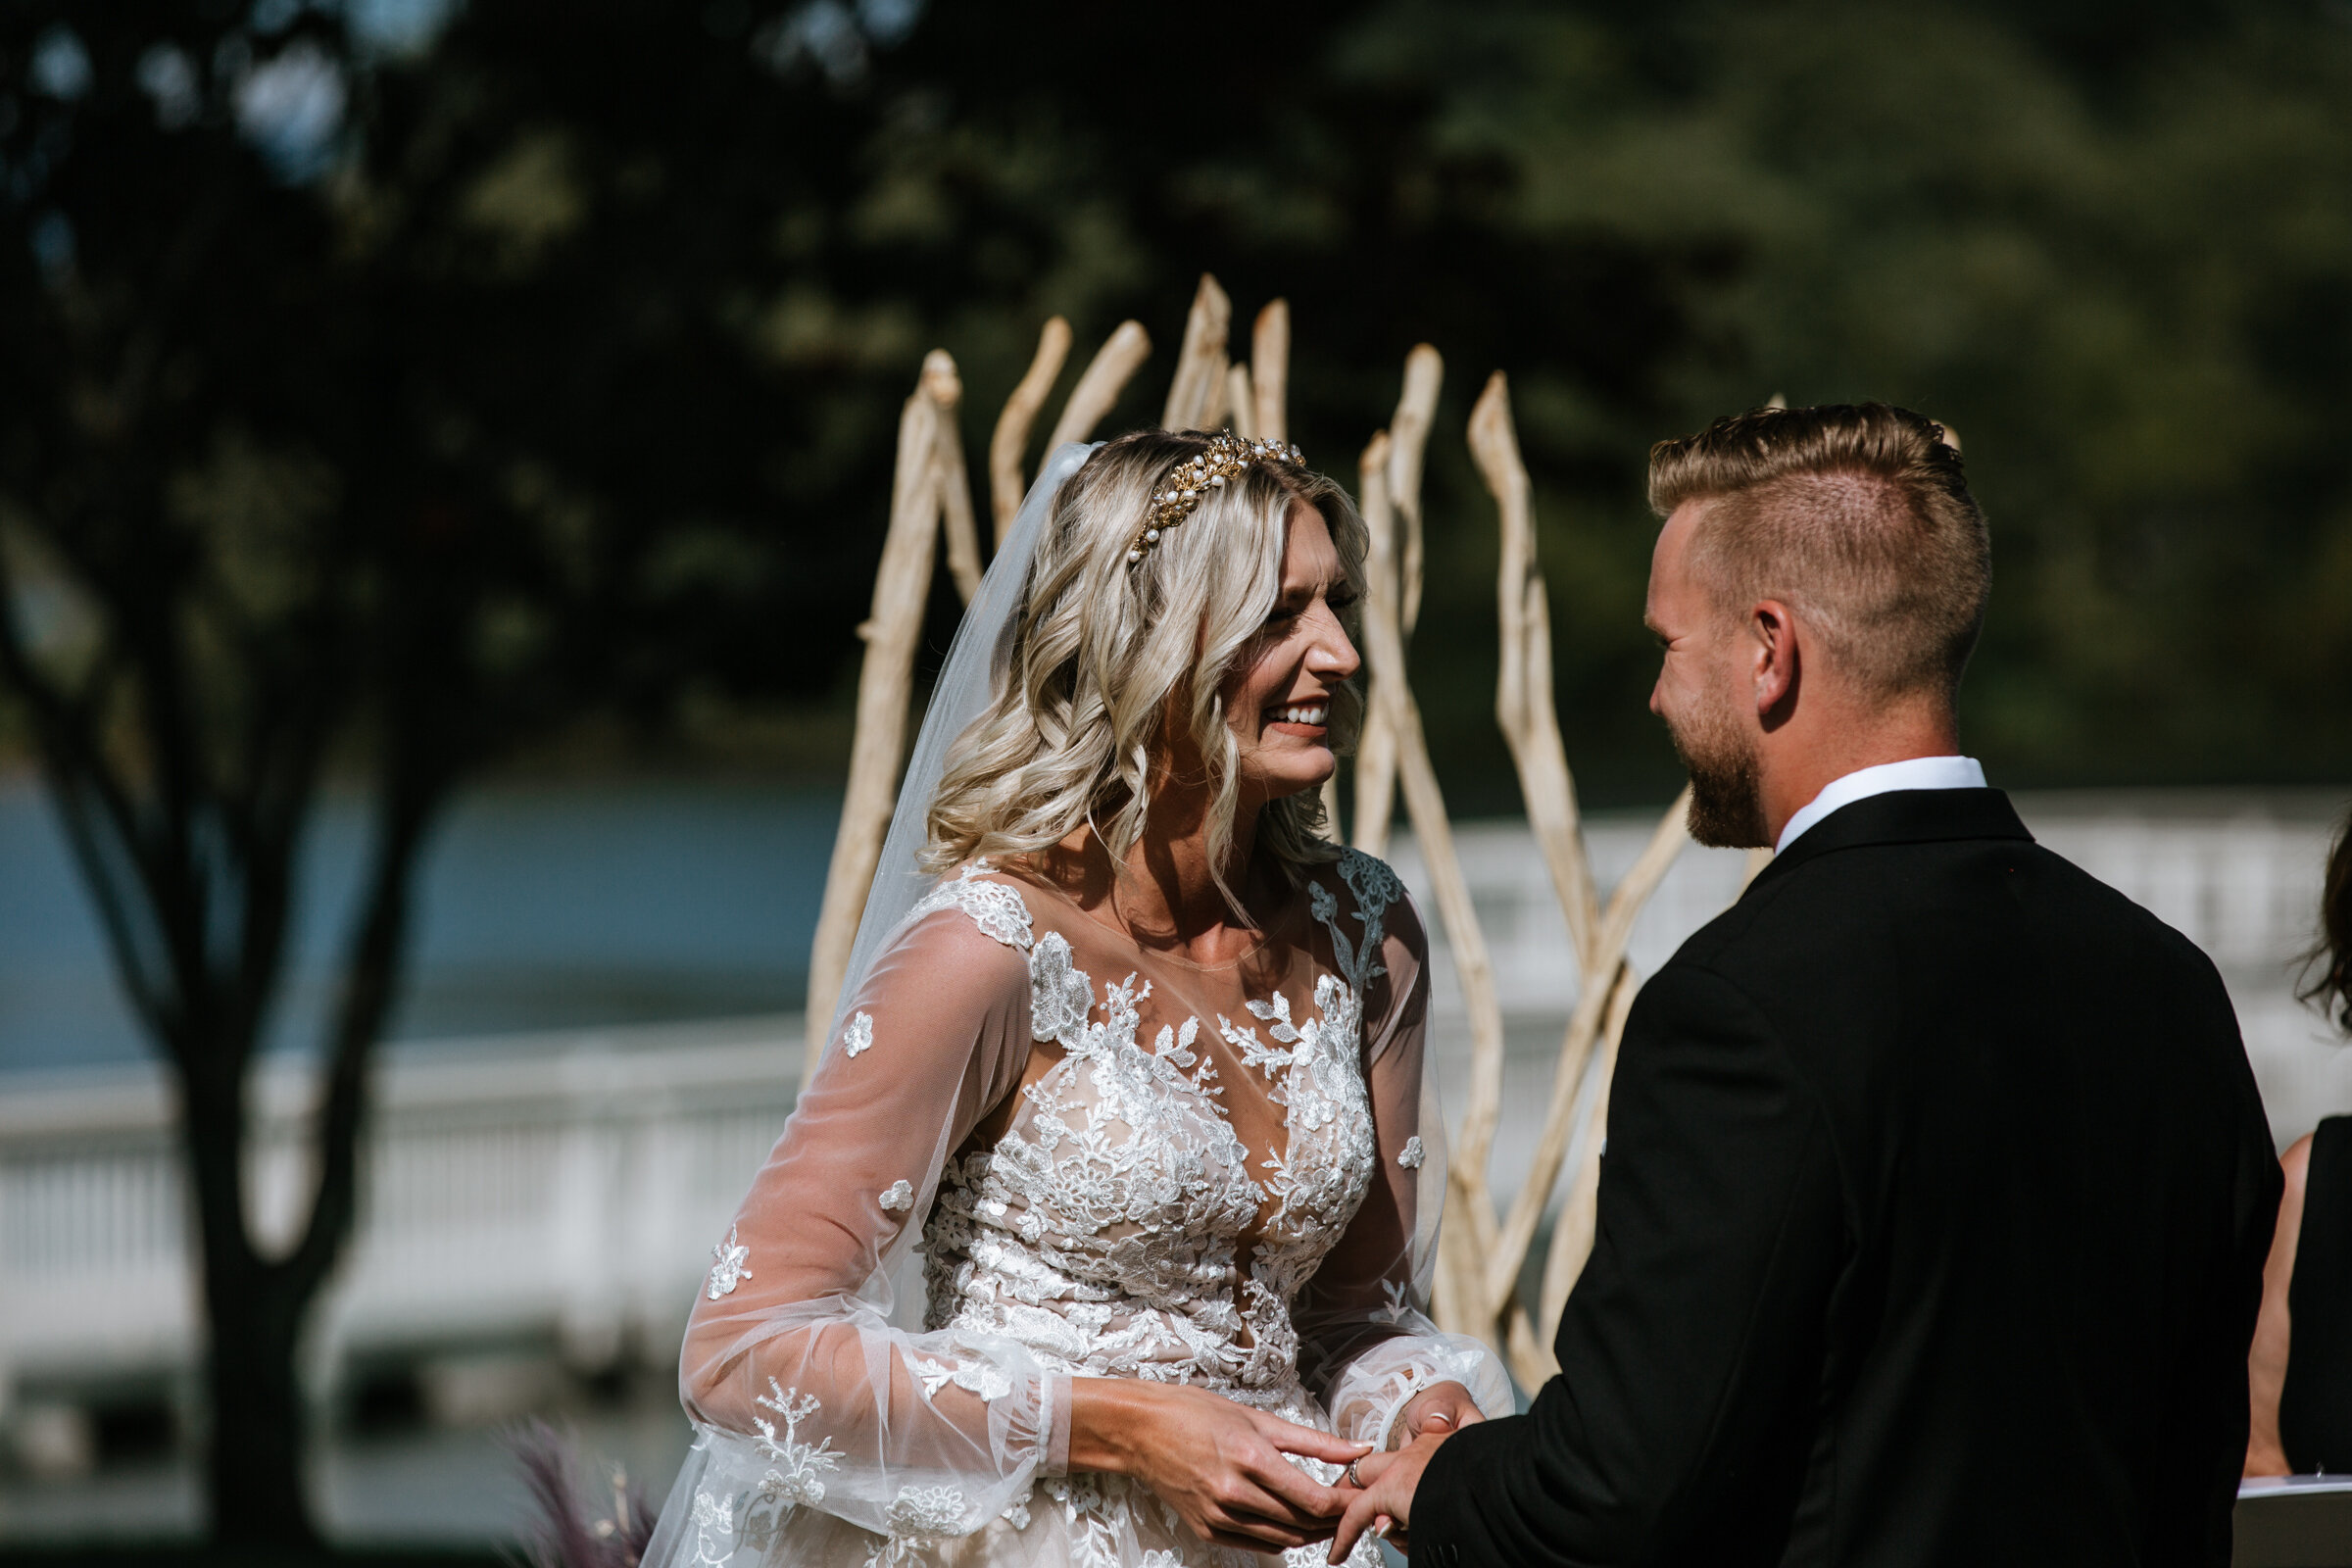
1332, 403, 2280, 1568
2246, 811, 2352, 1476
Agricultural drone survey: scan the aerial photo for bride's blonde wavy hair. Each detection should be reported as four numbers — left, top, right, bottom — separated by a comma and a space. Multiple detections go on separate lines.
922, 429, 1367, 905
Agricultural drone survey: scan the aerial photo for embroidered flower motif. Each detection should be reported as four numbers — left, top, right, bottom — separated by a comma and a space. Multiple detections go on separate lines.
750, 1380, 839, 1508
1027, 931, 1093, 1048
910, 1354, 1012, 1402
1397, 1136, 1426, 1170
1000, 1495, 1032, 1530
879, 1179, 914, 1212
705, 1223, 753, 1299
1339, 847, 1404, 911
689, 1489, 735, 1566
843, 1010, 874, 1058
906, 862, 1034, 951
1373, 1278, 1418, 1327
885, 1483, 967, 1535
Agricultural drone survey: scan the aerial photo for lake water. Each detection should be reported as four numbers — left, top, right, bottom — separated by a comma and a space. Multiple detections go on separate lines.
0, 775, 842, 1074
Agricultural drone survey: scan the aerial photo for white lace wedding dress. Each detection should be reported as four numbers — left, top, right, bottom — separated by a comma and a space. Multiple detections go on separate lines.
645, 849, 1509, 1568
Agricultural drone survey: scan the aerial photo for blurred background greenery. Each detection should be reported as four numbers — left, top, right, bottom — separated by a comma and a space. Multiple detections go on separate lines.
10, 0, 2352, 811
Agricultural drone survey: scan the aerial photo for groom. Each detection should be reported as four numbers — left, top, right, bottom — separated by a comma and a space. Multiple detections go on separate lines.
1334, 404, 2280, 1566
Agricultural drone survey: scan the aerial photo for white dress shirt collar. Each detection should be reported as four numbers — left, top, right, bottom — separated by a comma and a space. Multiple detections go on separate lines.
1774, 756, 1987, 855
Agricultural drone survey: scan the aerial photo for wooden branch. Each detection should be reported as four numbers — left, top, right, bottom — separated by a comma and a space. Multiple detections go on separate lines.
805, 382, 944, 1045
1481, 788, 1690, 1319
1251, 301, 1290, 442
989, 317, 1071, 545
1200, 347, 1235, 429
1046, 320, 1151, 450
1532, 956, 1645, 1357
1224, 364, 1256, 439
1353, 349, 1442, 859
924, 351, 982, 605
1161, 273, 1232, 430
1351, 711, 1397, 858
1390, 345, 1442, 636
1359, 429, 1506, 1344
1473, 371, 1600, 969
1351, 433, 1399, 858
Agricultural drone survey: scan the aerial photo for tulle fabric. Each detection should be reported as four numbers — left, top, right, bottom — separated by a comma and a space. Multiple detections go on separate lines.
646, 859, 1508, 1568
642, 445, 1506, 1568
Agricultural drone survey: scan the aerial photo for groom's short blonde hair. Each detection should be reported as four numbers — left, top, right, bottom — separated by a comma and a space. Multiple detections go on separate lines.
1648, 403, 1989, 702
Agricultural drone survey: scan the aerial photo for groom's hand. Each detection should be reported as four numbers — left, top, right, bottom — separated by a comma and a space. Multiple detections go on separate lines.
1391, 1379, 1484, 1447
1328, 1432, 1446, 1563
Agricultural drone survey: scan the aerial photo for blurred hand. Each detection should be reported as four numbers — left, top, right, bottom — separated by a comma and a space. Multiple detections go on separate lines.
1389, 1379, 1484, 1448
1328, 1433, 1447, 1564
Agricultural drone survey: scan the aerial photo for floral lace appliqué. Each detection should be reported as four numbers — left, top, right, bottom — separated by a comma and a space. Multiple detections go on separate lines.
918, 851, 1407, 1401
860, 1485, 971, 1566
1397, 1136, 1426, 1170
906, 861, 1034, 952
752, 1380, 841, 1508
706, 1223, 753, 1299
843, 1010, 874, 1058
688, 1488, 736, 1566
699, 852, 1457, 1567
911, 1354, 1012, 1403
886, 1484, 967, 1534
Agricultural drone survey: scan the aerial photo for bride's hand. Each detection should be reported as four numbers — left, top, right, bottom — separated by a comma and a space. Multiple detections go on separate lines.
1068, 1379, 1371, 1553
1390, 1380, 1485, 1448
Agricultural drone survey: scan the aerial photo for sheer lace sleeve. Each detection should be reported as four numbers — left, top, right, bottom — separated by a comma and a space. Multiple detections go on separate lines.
1294, 872, 1514, 1448
667, 880, 1065, 1552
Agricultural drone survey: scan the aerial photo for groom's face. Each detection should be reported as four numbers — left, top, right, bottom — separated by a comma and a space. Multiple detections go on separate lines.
1646, 503, 1769, 849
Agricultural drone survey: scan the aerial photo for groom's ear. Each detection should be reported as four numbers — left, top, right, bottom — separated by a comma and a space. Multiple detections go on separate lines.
1749, 598, 1799, 726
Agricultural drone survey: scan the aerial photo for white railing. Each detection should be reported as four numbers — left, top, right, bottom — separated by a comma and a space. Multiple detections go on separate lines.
0, 1015, 799, 1414
3, 793, 2346, 1409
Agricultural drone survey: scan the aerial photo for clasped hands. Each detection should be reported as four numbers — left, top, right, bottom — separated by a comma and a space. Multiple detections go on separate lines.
1322, 1398, 1465, 1564
1072, 1376, 1480, 1559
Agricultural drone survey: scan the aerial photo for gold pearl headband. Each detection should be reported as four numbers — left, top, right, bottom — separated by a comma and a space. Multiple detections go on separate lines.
1126, 431, 1306, 565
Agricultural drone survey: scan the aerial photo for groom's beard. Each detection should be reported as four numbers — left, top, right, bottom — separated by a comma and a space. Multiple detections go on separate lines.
1666, 694, 1769, 850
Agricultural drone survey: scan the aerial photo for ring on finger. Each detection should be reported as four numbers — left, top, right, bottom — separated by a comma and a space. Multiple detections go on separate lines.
1345, 1457, 1364, 1489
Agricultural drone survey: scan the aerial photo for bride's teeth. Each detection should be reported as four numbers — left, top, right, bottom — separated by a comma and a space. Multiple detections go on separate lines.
1273, 705, 1328, 726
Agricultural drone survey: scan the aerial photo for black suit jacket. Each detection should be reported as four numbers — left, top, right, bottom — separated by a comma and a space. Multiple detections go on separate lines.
1412, 789, 2279, 1567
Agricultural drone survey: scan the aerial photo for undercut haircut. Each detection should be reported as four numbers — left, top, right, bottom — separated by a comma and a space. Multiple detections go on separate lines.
1648, 403, 1990, 702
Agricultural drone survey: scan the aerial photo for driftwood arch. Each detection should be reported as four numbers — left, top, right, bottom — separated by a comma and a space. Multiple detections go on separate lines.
803, 279, 1695, 1384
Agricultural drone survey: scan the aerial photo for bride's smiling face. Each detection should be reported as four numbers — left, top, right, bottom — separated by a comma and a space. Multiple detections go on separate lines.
1219, 496, 1359, 805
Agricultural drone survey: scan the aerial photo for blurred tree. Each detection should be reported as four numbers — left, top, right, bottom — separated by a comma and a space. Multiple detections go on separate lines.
1335, 0, 2352, 788
0, 0, 937, 1543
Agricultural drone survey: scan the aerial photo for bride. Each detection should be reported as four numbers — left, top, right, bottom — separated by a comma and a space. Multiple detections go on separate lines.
645, 429, 1510, 1568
